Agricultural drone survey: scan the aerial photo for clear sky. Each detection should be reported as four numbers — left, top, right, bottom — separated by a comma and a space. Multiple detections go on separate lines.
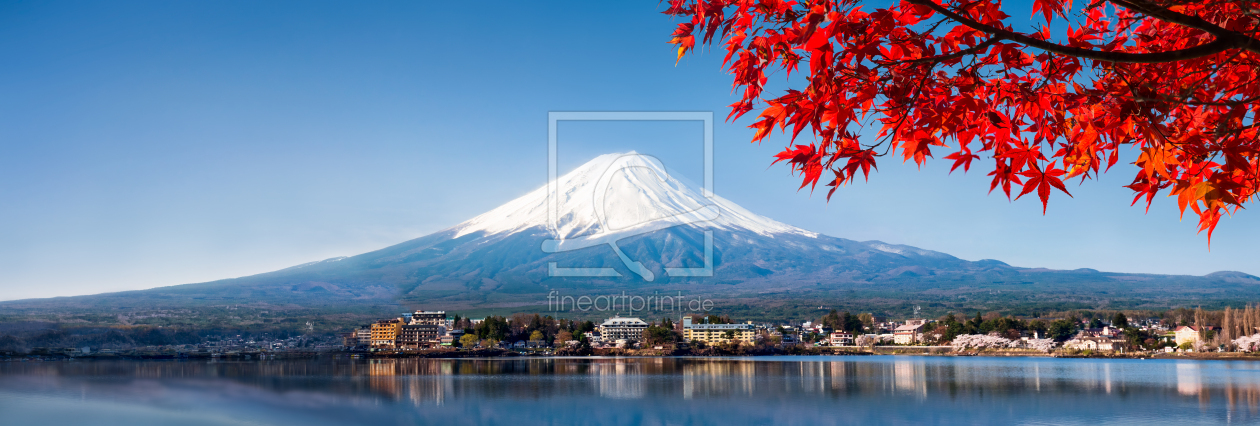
1, 1, 1256, 301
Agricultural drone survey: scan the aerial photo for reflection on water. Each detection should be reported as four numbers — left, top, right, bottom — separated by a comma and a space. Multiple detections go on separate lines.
1179, 362, 1203, 396
3, 356, 1260, 425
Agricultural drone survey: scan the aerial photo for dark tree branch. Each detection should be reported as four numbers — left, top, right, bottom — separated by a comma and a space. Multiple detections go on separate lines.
904, 0, 1251, 63
1111, 0, 1260, 53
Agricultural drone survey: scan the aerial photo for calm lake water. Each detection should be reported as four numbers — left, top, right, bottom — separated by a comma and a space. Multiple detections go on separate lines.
2, 356, 1260, 425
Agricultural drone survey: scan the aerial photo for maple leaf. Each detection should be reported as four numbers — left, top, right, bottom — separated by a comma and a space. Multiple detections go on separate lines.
1016, 163, 1072, 214
944, 149, 980, 174
1032, 0, 1068, 23
669, 22, 696, 63
667, 0, 1260, 243
773, 144, 824, 191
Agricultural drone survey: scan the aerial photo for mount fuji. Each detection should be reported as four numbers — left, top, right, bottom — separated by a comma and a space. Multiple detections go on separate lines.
6, 152, 1257, 317
411, 151, 992, 287
150, 152, 1016, 309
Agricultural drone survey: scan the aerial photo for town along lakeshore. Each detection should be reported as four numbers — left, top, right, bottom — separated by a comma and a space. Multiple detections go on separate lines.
8, 308, 1259, 362
328, 309, 1260, 361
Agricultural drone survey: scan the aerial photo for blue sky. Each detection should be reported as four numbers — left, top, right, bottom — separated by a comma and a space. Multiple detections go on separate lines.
1, 1, 1256, 300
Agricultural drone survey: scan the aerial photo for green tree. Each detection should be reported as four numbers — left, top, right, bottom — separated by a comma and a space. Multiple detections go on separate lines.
1113, 313, 1130, 328
843, 312, 864, 334
966, 313, 984, 334
475, 316, 510, 341
940, 320, 966, 343
529, 330, 544, 342
459, 334, 478, 348
1028, 320, 1049, 338
1048, 319, 1079, 342
819, 310, 839, 331
644, 325, 675, 346
578, 321, 596, 334
1122, 327, 1151, 349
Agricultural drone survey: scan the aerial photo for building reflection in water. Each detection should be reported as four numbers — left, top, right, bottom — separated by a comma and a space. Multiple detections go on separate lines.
1225, 378, 1260, 416
1104, 362, 1115, 394
1177, 362, 1202, 397
893, 359, 926, 397
367, 358, 456, 405
8, 356, 1260, 422
1033, 363, 1041, 392
682, 359, 756, 399
597, 358, 643, 399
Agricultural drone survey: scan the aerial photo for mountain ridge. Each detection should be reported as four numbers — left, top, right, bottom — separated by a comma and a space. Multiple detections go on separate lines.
2, 152, 1257, 318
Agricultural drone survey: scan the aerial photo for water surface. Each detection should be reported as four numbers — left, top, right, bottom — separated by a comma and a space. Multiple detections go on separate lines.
2, 356, 1259, 425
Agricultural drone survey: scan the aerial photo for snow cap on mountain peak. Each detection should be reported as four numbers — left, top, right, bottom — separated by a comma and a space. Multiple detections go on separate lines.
452, 152, 817, 239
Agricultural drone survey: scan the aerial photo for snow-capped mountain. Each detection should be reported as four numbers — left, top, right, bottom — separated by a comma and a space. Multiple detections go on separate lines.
213, 151, 1013, 307
13, 151, 1257, 313
453, 152, 814, 240
3, 152, 1020, 311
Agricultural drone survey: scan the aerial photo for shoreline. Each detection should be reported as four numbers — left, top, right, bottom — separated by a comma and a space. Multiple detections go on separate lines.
8, 347, 1260, 362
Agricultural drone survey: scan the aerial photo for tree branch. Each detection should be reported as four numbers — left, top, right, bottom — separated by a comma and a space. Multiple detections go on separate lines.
1111, 0, 1260, 54
904, 0, 1247, 63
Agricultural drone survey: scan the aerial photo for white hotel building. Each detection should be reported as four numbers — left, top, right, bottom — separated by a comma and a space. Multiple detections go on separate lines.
599, 316, 649, 342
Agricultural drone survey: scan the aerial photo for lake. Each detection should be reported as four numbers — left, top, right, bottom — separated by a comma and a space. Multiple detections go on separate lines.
2, 355, 1259, 425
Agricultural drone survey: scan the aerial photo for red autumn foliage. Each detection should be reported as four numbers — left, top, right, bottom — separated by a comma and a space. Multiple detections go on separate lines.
666, 0, 1260, 242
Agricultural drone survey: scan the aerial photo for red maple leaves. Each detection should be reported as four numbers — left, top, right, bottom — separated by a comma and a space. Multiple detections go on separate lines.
666, 0, 1260, 242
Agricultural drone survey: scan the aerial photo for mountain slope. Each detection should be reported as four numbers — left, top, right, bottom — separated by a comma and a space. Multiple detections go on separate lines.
3, 152, 1257, 317
244, 153, 1005, 300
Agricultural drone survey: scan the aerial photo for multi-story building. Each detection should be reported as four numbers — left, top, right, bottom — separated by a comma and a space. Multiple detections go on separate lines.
829, 331, 854, 346
355, 326, 372, 346
441, 329, 464, 346
370, 319, 404, 349
397, 324, 441, 349
682, 316, 756, 345
599, 316, 648, 342
894, 319, 927, 345
1175, 326, 1212, 346
411, 311, 447, 326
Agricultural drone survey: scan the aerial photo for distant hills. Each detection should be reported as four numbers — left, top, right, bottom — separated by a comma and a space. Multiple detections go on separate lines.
4, 153, 1259, 321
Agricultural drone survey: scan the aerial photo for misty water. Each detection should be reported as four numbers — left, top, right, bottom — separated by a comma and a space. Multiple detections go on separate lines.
2, 356, 1260, 425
